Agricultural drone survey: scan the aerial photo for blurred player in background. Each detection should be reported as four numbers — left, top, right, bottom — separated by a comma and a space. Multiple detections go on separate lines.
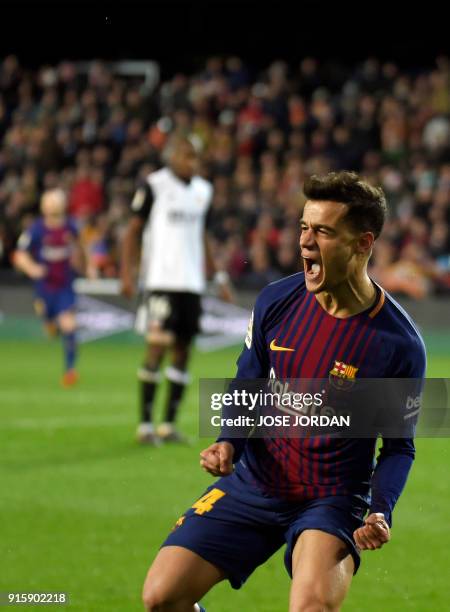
142, 172, 426, 611
14, 189, 83, 387
121, 136, 233, 445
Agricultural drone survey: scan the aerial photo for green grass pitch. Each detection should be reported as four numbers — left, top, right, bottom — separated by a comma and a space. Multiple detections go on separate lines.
1, 322, 449, 611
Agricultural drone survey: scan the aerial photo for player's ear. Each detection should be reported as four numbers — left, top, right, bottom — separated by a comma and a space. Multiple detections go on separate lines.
355, 231, 374, 255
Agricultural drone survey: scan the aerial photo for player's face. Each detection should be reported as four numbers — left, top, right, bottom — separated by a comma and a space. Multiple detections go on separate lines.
41, 196, 66, 228
300, 200, 368, 293
171, 142, 198, 180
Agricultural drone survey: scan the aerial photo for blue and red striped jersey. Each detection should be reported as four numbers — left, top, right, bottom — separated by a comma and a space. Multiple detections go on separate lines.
217, 272, 426, 524
18, 218, 78, 292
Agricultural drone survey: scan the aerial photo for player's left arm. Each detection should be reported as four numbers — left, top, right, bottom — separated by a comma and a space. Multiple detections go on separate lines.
204, 230, 234, 303
120, 181, 153, 297
353, 437, 414, 550
203, 192, 234, 303
69, 222, 86, 276
354, 336, 426, 551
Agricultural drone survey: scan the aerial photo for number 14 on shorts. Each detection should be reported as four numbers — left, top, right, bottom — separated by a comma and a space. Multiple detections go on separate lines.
192, 489, 226, 515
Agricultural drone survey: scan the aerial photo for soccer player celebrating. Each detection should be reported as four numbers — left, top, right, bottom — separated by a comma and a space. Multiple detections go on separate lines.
14, 189, 83, 386
121, 136, 232, 445
141, 172, 426, 611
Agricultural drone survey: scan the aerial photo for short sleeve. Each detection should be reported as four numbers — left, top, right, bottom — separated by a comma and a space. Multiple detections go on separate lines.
17, 223, 40, 252
130, 181, 154, 220
235, 293, 270, 379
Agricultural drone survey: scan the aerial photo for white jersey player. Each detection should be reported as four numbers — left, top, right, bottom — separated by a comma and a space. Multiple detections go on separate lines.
121, 137, 232, 444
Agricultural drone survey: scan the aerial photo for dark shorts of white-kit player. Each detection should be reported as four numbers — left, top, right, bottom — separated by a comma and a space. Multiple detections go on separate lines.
135, 290, 202, 342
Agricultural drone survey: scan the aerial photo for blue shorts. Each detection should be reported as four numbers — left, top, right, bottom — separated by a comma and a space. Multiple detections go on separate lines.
162, 485, 367, 589
35, 288, 76, 321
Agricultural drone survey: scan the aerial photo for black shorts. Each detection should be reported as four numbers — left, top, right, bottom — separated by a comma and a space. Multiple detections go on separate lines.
137, 290, 202, 342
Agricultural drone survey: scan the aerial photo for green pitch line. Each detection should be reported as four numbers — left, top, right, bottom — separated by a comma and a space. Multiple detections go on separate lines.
0, 332, 449, 611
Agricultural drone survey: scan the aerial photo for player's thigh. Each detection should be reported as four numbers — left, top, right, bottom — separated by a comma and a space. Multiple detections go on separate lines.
167, 292, 200, 356
146, 291, 175, 346
143, 545, 225, 608
289, 529, 354, 612
163, 486, 284, 590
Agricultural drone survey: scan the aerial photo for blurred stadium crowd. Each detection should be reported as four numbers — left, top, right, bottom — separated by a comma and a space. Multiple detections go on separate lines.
1, 54, 449, 295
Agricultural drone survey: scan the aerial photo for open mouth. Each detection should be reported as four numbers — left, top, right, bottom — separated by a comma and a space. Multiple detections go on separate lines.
302, 254, 323, 282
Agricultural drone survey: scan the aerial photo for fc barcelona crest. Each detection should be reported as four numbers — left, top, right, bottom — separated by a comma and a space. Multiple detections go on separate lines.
329, 360, 359, 390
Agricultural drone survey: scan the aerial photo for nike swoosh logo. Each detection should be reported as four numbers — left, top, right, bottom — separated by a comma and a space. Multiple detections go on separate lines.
270, 339, 295, 352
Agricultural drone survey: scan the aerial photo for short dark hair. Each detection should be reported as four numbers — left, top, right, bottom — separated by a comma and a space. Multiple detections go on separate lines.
303, 171, 387, 239
163, 135, 196, 164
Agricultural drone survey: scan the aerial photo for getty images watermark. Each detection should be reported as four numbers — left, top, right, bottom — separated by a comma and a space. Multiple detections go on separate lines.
209, 388, 350, 428
199, 377, 450, 438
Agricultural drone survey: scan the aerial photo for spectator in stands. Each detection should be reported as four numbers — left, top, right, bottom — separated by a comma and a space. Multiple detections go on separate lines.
69, 166, 104, 221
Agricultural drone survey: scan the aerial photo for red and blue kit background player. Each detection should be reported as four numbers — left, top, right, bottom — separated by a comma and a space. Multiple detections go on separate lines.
14, 189, 83, 387
142, 172, 426, 612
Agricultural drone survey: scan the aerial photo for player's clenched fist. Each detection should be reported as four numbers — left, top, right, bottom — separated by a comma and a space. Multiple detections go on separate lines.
353, 512, 390, 550
200, 441, 234, 477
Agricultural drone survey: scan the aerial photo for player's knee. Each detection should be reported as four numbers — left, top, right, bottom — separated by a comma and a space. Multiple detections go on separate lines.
142, 576, 193, 612
147, 330, 174, 347
58, 312, 76, 333
145, 341, 167, 367
292, 582, 340, 612
142, 578, 170, 611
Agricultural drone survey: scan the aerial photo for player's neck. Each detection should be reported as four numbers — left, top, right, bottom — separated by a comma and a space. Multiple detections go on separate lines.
169, 166, 192, 185
315, 272, 376, 319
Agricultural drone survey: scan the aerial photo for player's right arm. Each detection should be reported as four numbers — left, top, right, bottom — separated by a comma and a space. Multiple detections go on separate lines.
13, 226, 46, 280
200, 441, 235, 477
120, 182, 154, 297
200, 291, 270, 476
